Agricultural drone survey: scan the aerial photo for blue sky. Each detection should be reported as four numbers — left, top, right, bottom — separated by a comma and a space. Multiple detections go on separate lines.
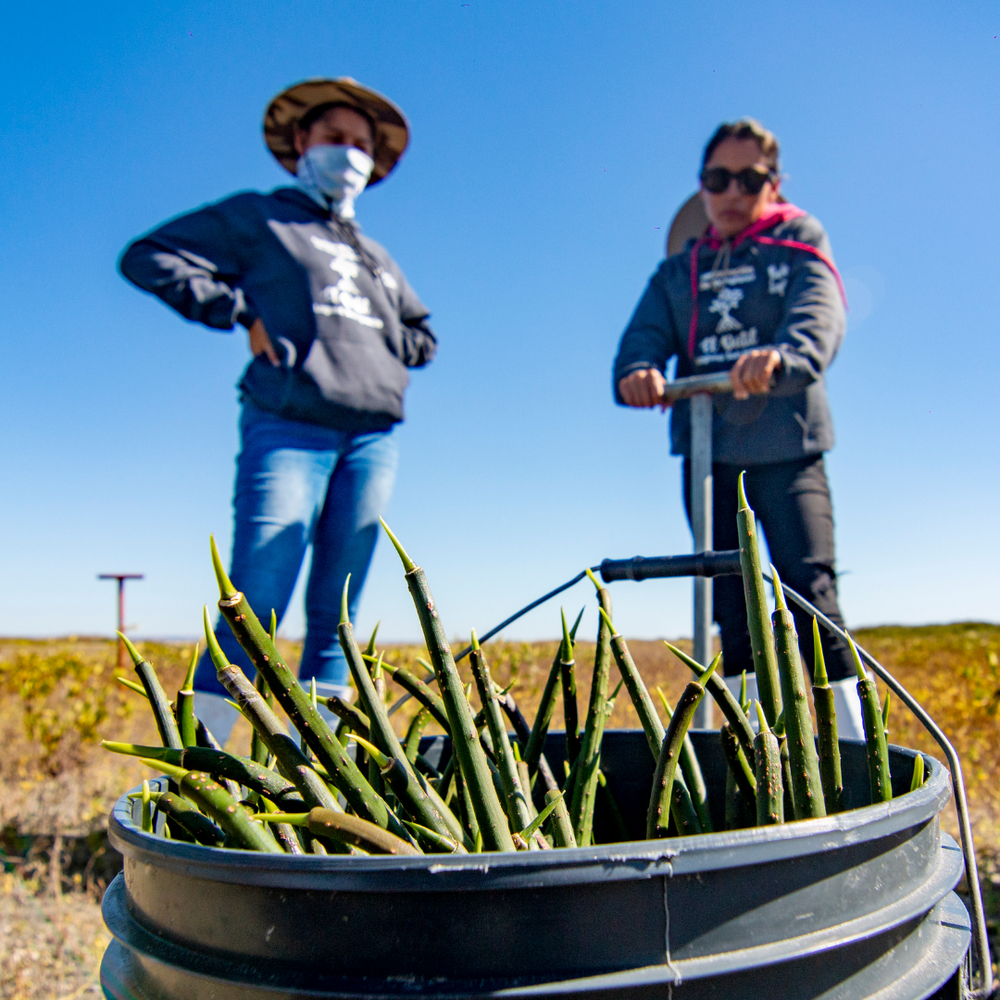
2, 1, 998, 645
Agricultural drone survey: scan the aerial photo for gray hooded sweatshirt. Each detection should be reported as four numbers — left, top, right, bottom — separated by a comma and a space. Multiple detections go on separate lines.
613, 204, 845, 466
120, 186, 436, 433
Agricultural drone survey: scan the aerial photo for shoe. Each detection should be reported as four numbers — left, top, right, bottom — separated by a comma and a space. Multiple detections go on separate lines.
724, 673, 759, 729
311, 682, 355, 704
308, 682, 355, 730
829, 677, 866, 741
192, 691, 239, 748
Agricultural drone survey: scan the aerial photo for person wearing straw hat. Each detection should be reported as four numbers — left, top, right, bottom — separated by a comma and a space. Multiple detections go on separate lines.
120, 79, 435, 743
612, 118, 865, 738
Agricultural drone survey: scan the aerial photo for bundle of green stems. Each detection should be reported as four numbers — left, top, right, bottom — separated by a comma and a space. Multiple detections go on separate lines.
104, 481, 922, 857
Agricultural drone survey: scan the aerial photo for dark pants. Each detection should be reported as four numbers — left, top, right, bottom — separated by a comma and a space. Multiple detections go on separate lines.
683, 455, 855, 681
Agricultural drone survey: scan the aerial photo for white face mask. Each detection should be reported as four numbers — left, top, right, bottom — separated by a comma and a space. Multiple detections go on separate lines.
295, 144, 374, 219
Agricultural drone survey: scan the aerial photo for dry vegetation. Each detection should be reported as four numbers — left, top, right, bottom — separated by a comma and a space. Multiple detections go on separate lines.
2, 623, 1000, 997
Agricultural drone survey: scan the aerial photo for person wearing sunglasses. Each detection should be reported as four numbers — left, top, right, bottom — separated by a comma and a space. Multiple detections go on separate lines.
612, 118, 865, 738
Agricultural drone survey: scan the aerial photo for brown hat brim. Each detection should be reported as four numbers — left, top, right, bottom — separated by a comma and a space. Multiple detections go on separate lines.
264, 77, 409, 185
667, 193, 709, 257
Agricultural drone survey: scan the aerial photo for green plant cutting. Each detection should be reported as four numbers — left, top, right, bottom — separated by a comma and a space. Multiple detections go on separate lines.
102, 486, 926, 855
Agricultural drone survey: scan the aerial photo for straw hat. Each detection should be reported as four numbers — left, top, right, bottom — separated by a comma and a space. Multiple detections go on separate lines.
666, 193, 709, 256
264, 77, 409, 185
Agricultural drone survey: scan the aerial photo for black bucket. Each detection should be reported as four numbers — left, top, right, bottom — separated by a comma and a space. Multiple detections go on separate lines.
101, 733, 969, 999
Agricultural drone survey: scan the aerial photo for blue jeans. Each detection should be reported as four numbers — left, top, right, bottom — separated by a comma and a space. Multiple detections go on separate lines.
193, 403, 398, 698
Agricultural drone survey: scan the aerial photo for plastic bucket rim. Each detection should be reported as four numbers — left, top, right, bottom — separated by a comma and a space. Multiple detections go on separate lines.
107, 739, 946, 888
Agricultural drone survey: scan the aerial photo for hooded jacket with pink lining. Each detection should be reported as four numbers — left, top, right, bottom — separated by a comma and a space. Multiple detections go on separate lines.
612, 204, 846, 466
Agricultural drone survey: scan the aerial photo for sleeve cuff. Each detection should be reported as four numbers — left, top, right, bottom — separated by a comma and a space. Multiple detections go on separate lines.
617, 361, 661, 379
771, 347, 815, 396
233, 289, 256, 329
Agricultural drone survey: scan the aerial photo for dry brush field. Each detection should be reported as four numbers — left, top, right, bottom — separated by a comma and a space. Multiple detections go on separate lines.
2, 623, 999, 998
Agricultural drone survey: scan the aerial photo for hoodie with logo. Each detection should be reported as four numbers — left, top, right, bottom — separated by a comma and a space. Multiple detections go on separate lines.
613, 204, 845, 466
120, 187, 436, 433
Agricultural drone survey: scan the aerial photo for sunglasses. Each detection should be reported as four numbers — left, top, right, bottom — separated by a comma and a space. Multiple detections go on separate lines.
700, 166, 777, 196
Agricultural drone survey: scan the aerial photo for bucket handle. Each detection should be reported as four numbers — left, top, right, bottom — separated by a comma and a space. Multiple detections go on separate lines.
768, 574, 993, 1000
387, 559, 993, 998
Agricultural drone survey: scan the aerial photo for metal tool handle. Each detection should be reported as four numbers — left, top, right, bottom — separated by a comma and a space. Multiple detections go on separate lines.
667, 371, 774, 726
659, 370, 734, 404
770, 578, 994, 999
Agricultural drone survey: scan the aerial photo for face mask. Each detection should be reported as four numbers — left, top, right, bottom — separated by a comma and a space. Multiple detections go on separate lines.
295, 144, 374, 219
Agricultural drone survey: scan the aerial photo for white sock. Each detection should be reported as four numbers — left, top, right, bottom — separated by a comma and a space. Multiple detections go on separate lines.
193, 692, 239, 748
308, 682, 355, 730
311, 681, 355, 704
724, 673, 759, 730
312, 702, 341, 730
830, 677, 866, 741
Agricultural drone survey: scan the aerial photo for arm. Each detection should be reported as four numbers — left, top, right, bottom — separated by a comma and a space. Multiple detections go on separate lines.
393, 267, 437, 368
613, 270, 680, 408
118, 202, 256, 333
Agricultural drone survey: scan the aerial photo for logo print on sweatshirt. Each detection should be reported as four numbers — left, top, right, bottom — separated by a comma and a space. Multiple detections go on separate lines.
698, 327, 759, 363
767, 263, 790, 296
699, 265, 755, 291
708, 287, 744, 333
309, 236, 384, 329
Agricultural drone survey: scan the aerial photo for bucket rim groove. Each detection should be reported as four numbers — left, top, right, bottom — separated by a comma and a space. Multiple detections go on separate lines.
100, 877, 971, 999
